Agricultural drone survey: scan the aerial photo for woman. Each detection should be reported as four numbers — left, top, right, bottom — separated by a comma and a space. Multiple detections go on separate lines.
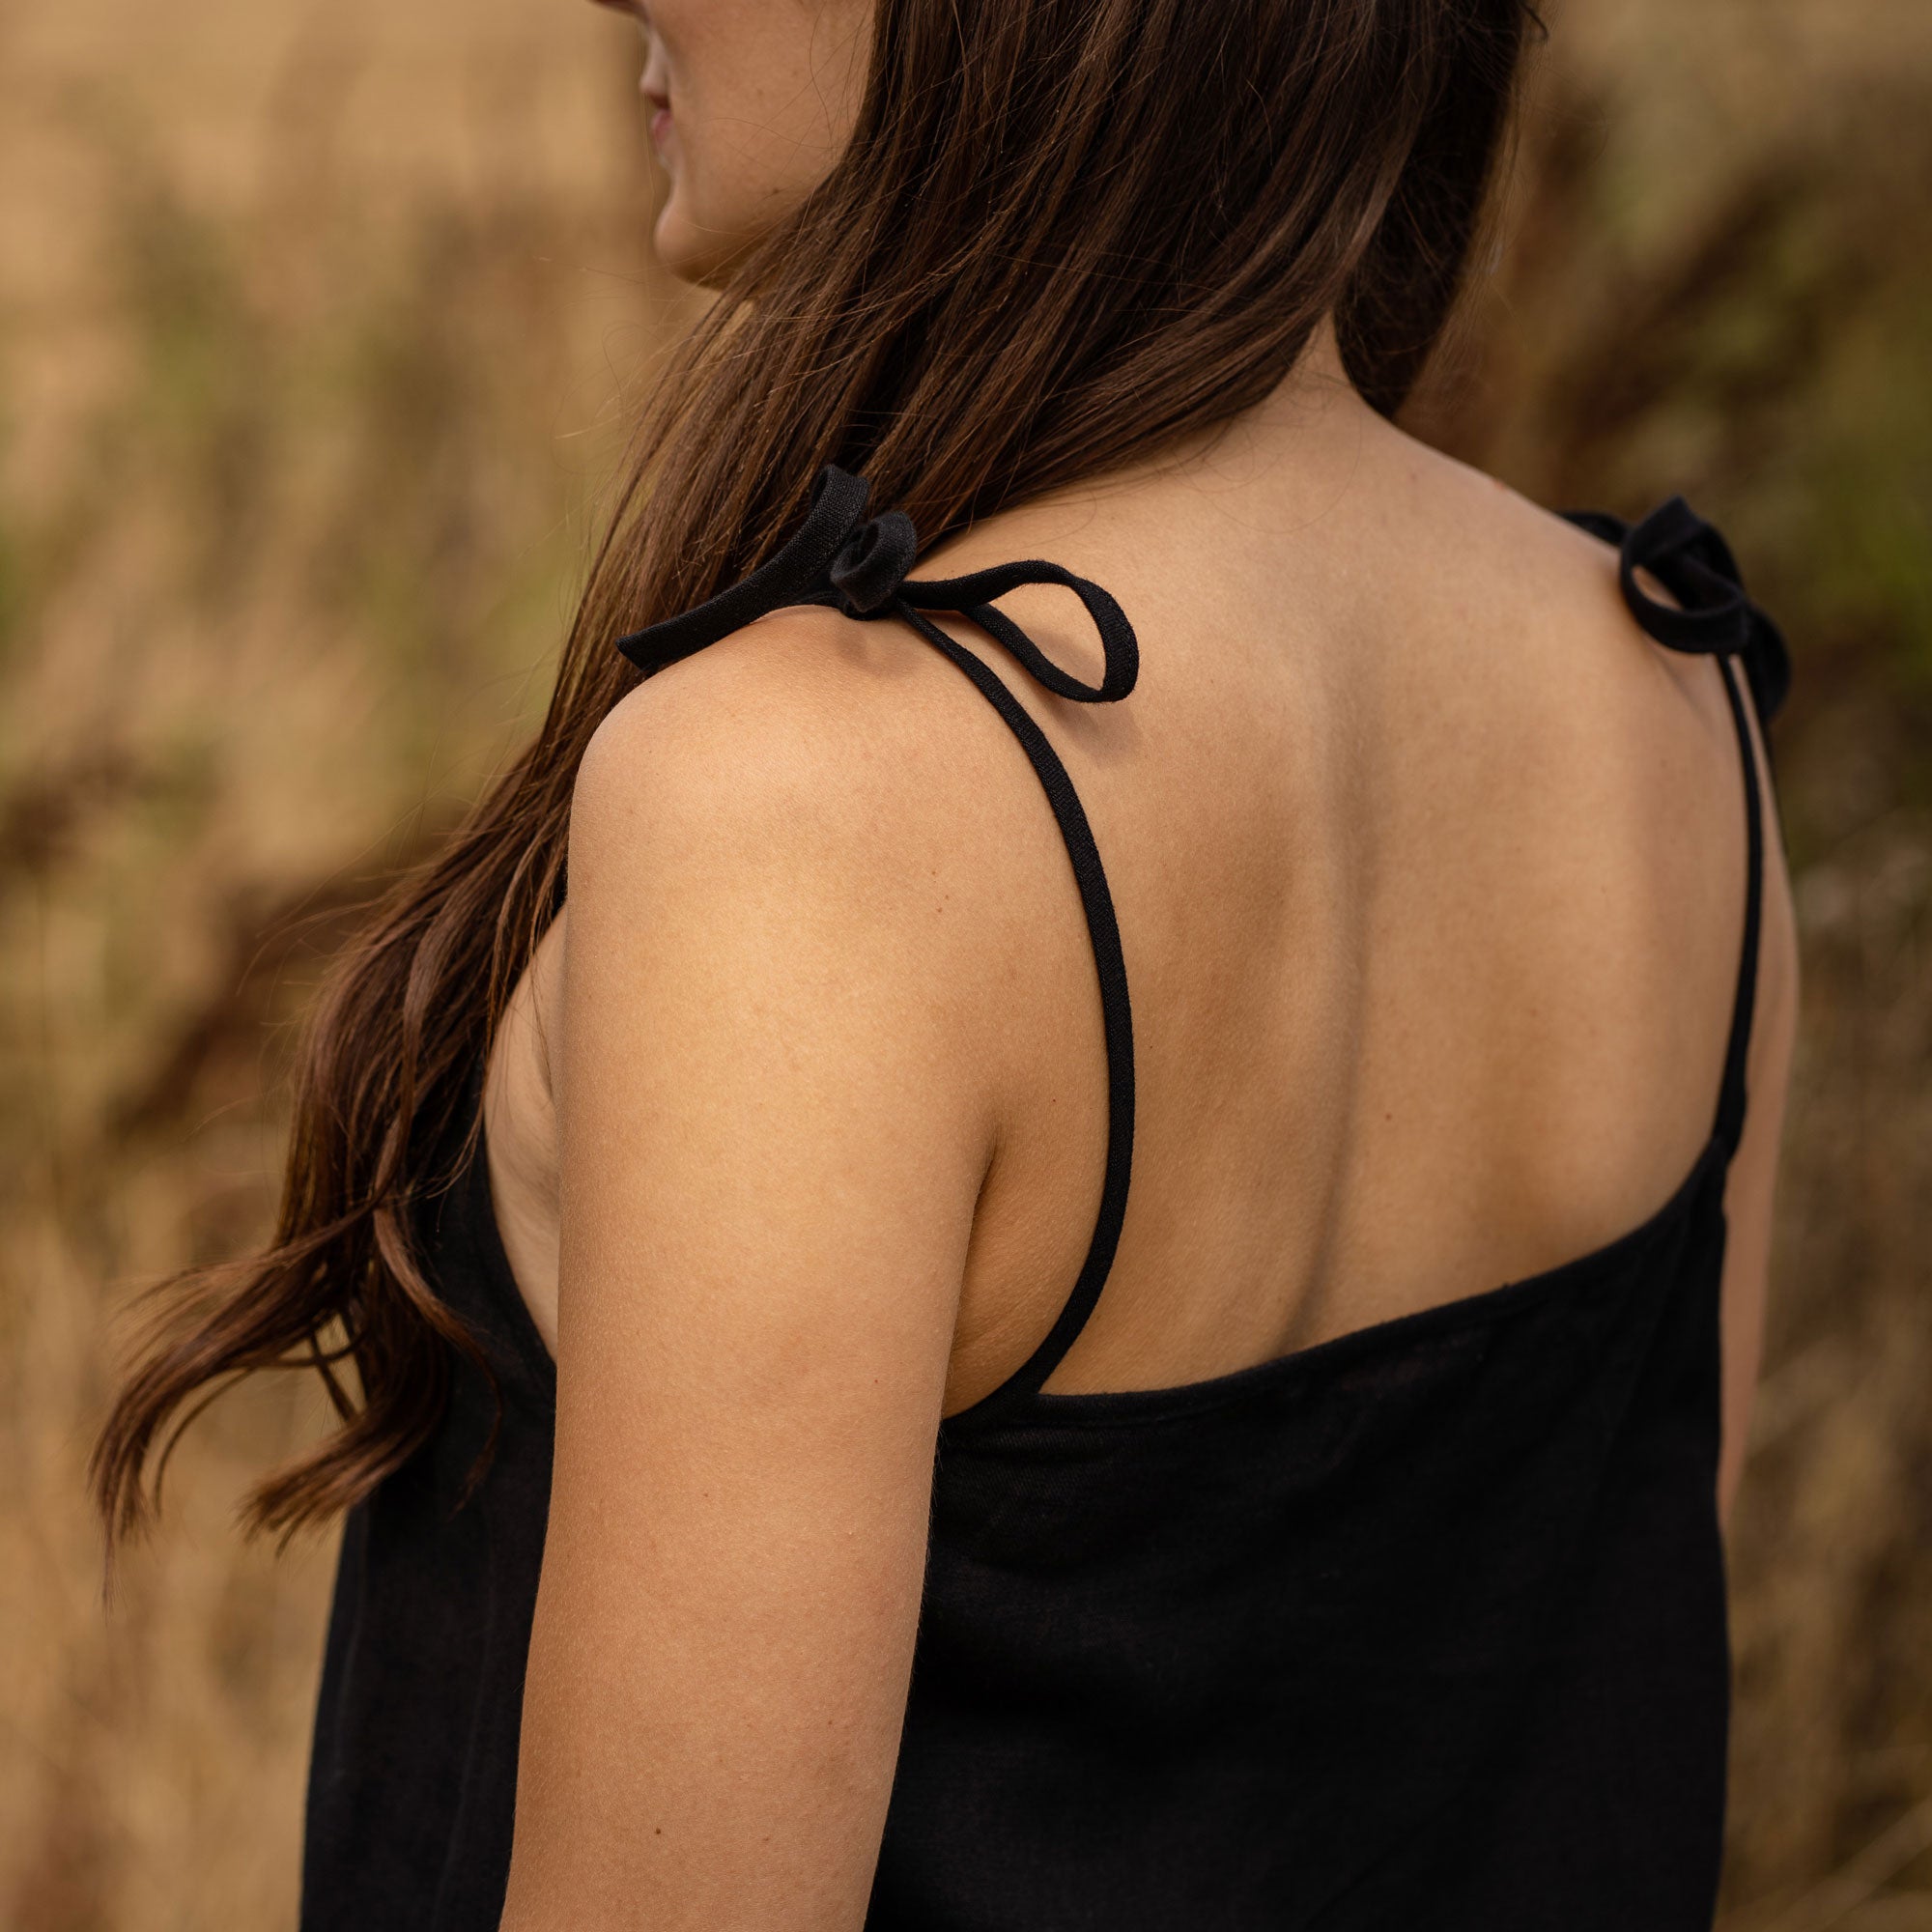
94, 0, 1801, 1925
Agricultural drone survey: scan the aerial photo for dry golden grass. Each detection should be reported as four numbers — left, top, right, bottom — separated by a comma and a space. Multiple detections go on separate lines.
0, 1, 1927, 1925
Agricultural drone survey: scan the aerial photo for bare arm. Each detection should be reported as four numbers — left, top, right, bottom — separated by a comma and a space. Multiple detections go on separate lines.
498, 623, 1002, 1930
1716, 670, 1801, 1527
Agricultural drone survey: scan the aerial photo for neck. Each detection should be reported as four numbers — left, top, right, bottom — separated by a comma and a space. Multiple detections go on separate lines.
1031, 311, 1386, 519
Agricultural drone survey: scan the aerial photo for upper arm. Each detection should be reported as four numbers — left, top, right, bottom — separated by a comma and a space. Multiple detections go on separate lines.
1717, 675, 1801, 1527
500, 624, 1002, 1930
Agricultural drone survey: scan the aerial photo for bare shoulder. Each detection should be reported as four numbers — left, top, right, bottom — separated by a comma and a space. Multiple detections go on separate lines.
1424, 435, 1795, 837
1409, 444, 1757, 689
1366, 444, 1764, 801
580, 604, 957, 825
1385, 434, 1801, 1136
1394, 443, 1665, 646
572, 602, 1022, 892
567, 600, 1050, 1056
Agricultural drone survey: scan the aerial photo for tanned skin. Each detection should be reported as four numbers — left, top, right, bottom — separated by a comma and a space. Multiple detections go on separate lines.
492, 5, 1799, 1924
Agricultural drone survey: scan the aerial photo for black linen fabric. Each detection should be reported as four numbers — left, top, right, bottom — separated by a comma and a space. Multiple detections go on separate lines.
301, 471, 1787, 1930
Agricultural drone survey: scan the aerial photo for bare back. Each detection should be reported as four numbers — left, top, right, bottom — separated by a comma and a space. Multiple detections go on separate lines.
485, 367, 1797, 1488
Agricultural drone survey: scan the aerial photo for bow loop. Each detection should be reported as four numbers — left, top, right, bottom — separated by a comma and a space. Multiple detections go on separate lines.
614, 464, 1139, 708
903, 560, 1139, 704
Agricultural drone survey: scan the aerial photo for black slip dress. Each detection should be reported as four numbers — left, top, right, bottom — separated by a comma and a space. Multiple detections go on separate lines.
301, 469, 1793, 1931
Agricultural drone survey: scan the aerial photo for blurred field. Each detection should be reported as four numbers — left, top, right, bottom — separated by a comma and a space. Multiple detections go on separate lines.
1, 1, 1928, 1925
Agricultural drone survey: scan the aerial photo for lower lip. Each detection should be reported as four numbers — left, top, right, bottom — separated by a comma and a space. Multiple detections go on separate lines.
649, 105, 672, 149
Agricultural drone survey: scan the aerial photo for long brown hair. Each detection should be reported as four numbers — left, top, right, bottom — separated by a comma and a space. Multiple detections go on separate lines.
94, 0, 1541, 1548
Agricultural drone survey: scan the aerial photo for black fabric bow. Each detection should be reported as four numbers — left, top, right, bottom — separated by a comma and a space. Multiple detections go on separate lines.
1564, 497, 1792, 726
613, 466, 1140, 704
614, 473, 1785, 731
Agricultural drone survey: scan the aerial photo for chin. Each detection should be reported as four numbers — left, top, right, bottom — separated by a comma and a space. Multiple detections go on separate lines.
652, 200, 753, 291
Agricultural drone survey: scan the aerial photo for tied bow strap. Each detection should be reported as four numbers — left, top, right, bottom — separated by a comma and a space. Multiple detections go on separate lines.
613, 466, 1141, 1406
1565, 497, 1792, 727
613, 465, 1140, 705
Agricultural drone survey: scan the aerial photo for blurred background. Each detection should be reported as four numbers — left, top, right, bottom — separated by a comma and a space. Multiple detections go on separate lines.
1, 0, 1927, 1924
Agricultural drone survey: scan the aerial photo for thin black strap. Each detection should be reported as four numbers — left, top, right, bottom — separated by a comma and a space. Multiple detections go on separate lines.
1562, 497, 1785, 1157
616, 467, 1138, 1407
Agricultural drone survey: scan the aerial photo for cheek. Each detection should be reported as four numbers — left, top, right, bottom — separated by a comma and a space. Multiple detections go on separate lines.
649, 0, 867, 277
652, 116, 785, 286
